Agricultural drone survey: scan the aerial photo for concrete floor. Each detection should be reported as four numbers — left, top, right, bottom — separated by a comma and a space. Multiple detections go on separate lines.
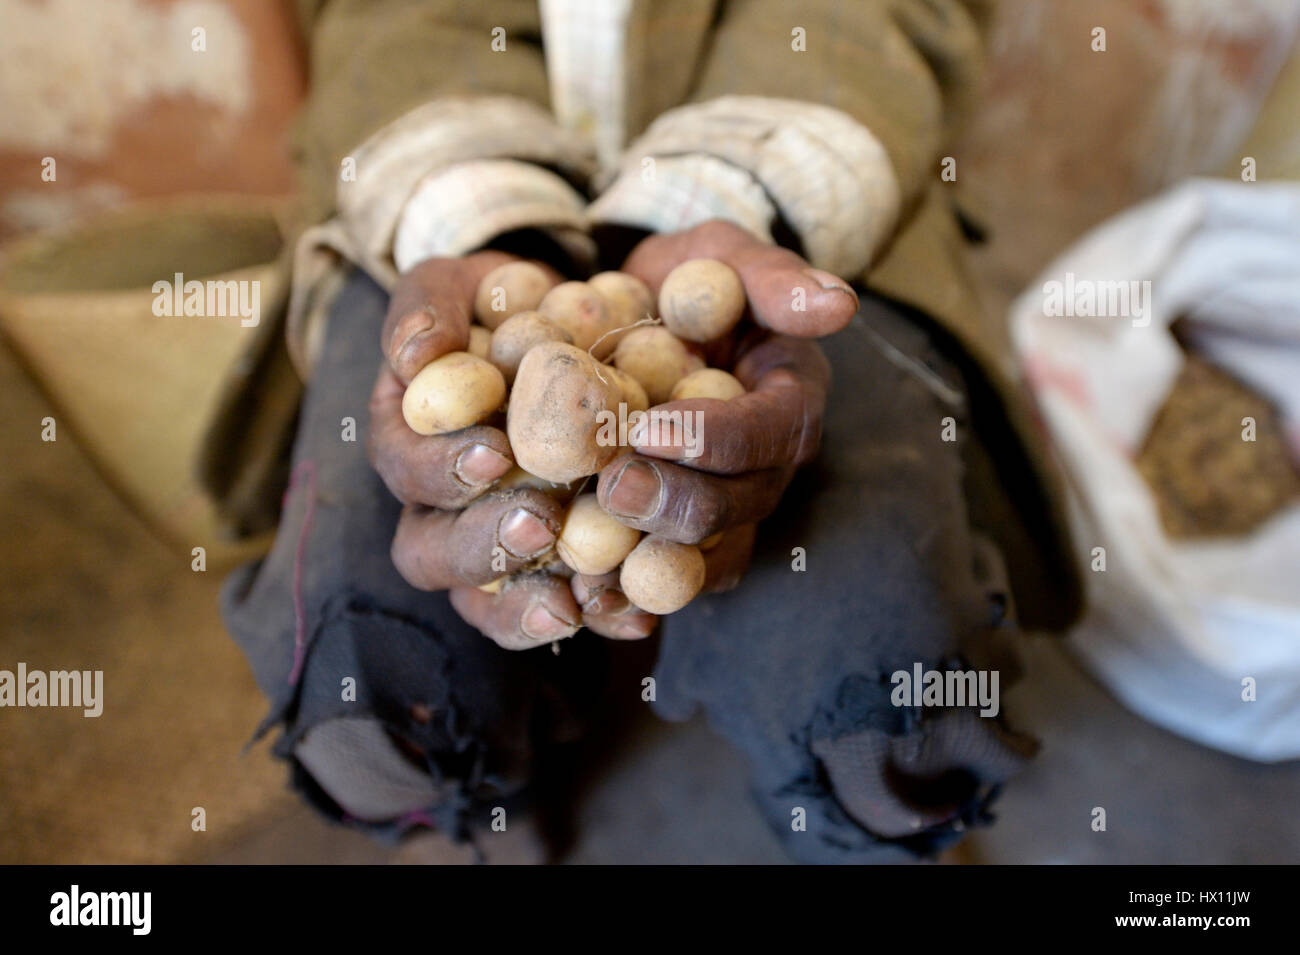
966, 636, 1300, 864
0, 339, 293, 865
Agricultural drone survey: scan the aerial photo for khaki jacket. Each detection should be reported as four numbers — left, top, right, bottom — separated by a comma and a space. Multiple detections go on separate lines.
1, 0, 1085, 625
287, 0, 1079, 626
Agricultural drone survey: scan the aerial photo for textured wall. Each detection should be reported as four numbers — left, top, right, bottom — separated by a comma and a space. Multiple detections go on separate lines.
956, 0, 1300, 310
0, 0, 305, 239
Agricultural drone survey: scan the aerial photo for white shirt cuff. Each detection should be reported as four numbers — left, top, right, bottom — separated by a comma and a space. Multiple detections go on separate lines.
591, 95, 901, 277
588, 153, 777, 244
393, 159, 590, 272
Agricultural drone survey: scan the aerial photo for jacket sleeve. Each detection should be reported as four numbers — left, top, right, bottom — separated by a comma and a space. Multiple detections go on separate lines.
590, 1, 1084, 632
589, 0, 989, 278
284, 0, 596, 377
292, 0, 558, 224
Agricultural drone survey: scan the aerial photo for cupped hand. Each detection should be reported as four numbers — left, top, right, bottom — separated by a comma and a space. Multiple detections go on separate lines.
595, 220, 844, 592
370, 222, 853, 648
368, 253, 575, 648
369, 251, 532, 511
369, 253, 666, 649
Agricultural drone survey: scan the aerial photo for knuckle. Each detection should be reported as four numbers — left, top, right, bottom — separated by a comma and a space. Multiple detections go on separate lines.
669, 482, 727, 543
706, 420, 757, 473
390, 528, 427, 590
364, 423, 384, 470
791, 412, 823, 467
372, 445, 410, 503
376, 444, 426, 506
810, 344, 832, 382
694, 219, 742, 245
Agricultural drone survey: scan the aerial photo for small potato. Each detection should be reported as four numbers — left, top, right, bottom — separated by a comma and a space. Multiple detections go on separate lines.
603, 364, 649, 413
538, 281, 618, 356
402, 351, 506, 436
556, 495, 642, 576
612, 326, 705, 405
489, 310, 573, 384
468, 325, 492, 359
589, 271, 654, 354
670, 367, 746, 401
474, 261, 555, 330
507, 341, 623, 483
620, 536, 706, 615
658, 259, 745, 343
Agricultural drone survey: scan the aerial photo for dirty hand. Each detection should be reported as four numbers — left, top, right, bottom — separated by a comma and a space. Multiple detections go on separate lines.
365, 253, 609, 649
596, 221, 848, 593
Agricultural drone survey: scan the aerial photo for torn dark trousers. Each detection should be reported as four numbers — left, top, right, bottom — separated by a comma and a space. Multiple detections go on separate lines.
222, 268, 1035, 861
656, 306, 1036, 863
221, 271, 609, 841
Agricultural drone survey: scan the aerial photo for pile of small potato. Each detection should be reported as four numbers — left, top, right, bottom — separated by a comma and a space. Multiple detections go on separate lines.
400, 258, 749, 617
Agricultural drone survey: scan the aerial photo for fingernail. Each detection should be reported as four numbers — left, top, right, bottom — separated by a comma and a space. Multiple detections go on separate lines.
393, 322, 433, 365
499, 507, 555, 558
583, 590, 630, 615
612, 618, 654, 639
570, 577, 598, 606
456, 444, 511, 485
606, 460, 661, 519
521, 603, 577, 641
576, 583, 604, 611
802, 268, 858, 301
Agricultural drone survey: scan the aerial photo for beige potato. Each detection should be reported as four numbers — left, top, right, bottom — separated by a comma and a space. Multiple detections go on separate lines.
401, 351, 506, 436
556, 495, 642, 576
612, 326, 705, 404
589, 271, 654, 354
537, 281, 618, 356
620, 536, 706, 615
468, 325, 492, 359
670, 367, 746, 401
507, 341, 622, 483
474, 261, 555, 330
658, 258, 745, 342
488, 310, 573, 384
603, 364, 650, 413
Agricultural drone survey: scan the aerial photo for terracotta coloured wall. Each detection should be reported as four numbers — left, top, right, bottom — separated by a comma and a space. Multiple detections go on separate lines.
1, 0, 1296, 271
956, 0, 1300, 306
0, 0, 306, 240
